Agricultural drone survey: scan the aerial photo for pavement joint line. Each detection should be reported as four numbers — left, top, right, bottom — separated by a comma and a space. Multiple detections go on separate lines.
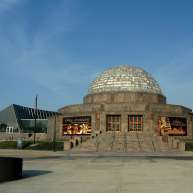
1, 149, 193, 159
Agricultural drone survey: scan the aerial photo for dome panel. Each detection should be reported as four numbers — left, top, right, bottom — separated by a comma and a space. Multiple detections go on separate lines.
88, 65, 163, 95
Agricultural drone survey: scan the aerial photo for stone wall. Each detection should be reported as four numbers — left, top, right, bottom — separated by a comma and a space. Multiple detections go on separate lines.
53, 102, 193, 141
84, 91, 166, 104
0, 132, 47, 141
47, 115, 63, 141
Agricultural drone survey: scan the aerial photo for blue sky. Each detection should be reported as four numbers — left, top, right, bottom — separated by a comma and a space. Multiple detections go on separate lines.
0, 0, 193, 111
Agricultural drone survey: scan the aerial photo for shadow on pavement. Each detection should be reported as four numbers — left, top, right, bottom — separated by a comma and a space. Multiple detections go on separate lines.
22, 170, 52, 179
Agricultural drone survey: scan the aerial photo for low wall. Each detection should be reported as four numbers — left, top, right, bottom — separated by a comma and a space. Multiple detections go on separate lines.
0, 132, 47, 141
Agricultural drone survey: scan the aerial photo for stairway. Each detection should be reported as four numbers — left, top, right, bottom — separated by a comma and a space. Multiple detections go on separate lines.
70, 132, 185, 153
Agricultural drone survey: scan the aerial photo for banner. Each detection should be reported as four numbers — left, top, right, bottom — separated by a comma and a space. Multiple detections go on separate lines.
158, 117, 187, 136
62, 116, 91, 135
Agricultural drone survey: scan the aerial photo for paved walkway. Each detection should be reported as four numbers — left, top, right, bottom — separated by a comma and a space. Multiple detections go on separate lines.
1, 150, 193, 193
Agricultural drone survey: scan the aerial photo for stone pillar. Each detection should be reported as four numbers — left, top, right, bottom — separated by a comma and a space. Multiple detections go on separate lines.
95, 112, 101, 132
100, 112, 106, 133
144, 112, 154, 135
187, 114, 193, 139
154, 113, 160, 136
91, 113, 96, 133
56, 115, 63, 140
47, 115, 63, 141
92, 112, 101, 134
121, 113, 128, 133
47, 116, 54, 141
179, 141, 185, 152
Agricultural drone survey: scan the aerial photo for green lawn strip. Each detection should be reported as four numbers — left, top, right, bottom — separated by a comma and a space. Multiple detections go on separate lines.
0, 140, 64, 151
26, 141, 64, 151
0, 140, 32, 149
0, 141, 17, 149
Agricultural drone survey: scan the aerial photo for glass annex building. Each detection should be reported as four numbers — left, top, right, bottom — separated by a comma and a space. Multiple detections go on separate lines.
48, 65, 193, 152
0, 104, 56, 135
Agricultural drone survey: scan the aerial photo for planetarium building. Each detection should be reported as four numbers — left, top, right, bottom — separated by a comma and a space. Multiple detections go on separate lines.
48, 65, 193, 152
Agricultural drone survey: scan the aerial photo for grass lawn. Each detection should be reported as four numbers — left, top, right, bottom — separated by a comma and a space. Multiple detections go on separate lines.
0, 141, 17, 149
26, 141, 64, 151
1, 139, 193, 152
0, 140, 32, 149
0, 140, 64, 151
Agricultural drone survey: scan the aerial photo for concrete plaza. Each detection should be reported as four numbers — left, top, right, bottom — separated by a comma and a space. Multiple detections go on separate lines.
1, 150, 193, 193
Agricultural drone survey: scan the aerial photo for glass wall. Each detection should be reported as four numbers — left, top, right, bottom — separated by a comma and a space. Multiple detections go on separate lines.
20, 119, 48, 133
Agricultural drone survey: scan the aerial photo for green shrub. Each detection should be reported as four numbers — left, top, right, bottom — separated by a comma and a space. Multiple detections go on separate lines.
185, 141, 193, 151
22, 141, 33, 149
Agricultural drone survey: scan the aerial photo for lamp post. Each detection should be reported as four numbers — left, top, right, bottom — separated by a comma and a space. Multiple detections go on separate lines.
33, 95, 38, 144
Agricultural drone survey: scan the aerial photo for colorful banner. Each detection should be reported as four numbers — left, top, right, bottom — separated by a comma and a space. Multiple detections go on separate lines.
158, 117, 187, 136
62, 116, 91, 135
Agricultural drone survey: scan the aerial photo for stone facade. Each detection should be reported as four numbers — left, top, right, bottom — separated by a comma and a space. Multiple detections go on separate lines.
47, 65, 193, 152
48, 101, 193, 141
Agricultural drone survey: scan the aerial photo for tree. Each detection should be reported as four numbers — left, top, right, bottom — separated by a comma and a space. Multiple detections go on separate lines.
0, 123, 7, 132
